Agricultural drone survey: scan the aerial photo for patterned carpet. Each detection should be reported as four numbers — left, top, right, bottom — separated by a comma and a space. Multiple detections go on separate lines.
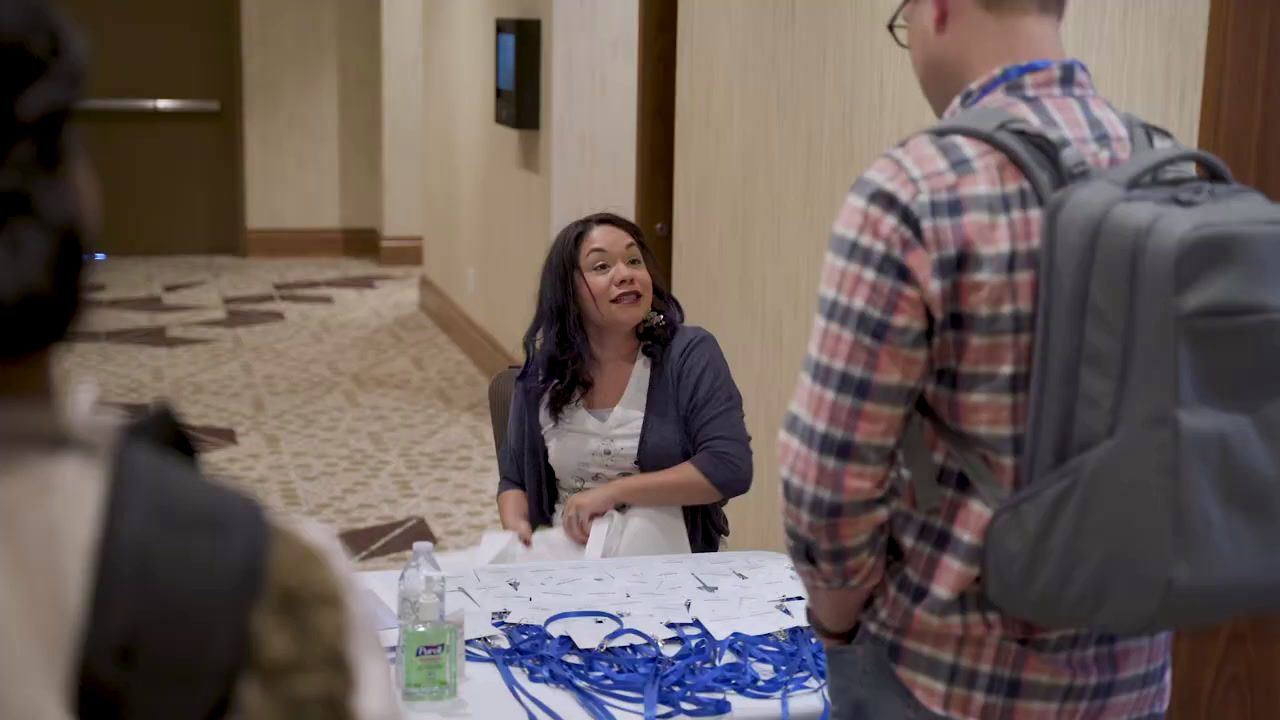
56, 256, 502, 567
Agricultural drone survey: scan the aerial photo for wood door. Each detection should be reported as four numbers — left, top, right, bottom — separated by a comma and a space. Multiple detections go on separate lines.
59, 0, 242, 255
1196, 0, 1280, 201
1170, 1, 1280, 718
635, 0, 677, 283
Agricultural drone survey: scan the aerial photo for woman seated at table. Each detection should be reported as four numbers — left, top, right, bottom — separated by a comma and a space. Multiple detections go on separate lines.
497, 212, 752, 551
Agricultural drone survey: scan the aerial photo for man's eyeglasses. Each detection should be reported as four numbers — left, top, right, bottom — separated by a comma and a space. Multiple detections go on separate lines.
887, 0, 909, 49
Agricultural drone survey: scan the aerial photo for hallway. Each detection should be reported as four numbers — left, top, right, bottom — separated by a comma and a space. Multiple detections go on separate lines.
59, 256, 501, 566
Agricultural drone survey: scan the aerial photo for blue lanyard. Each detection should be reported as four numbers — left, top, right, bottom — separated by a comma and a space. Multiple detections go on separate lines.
466, 610, 831, 720
962, 59, 1087, 109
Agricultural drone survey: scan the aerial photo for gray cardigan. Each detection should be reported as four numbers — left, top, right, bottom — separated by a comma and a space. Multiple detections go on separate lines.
496, 325, 752, 552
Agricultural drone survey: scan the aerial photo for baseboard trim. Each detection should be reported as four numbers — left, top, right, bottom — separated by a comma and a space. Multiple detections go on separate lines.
245, 228, 381, 258
379, 235, 423, 266
344, 228, 380, 258
418, 274, 518, 378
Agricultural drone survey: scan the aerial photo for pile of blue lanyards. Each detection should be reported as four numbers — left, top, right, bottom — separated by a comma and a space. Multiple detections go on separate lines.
465, 610, 830, 720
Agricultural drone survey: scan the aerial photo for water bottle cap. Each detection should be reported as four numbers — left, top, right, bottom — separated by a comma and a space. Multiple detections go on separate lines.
413, 541, 435, 555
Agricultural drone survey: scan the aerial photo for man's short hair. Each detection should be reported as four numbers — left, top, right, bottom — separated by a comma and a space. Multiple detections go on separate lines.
977, 0, 1067, 19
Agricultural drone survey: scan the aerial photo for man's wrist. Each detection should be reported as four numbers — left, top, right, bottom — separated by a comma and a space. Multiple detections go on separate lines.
806, 605, 859, 644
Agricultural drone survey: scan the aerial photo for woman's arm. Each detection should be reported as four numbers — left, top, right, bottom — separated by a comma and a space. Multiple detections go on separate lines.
676, 330, 753, 499
496, 378, 534, 545
610, 462, 722, 506
561, 330, 753, 543
561, 462, 720, 543
498, 488, 532, 546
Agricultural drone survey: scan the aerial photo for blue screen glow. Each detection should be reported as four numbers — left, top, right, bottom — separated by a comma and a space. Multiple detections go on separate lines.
497, 32, 516, 92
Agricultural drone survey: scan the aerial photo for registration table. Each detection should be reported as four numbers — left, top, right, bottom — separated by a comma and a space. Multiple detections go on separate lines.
357, 551, 829, 719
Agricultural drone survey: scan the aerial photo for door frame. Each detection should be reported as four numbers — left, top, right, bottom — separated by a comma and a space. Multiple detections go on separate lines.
634, 0, 678, 284
230, 0, 247, 255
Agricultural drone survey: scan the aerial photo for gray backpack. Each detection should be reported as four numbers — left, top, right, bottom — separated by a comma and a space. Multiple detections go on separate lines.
78, 408, 268, 719
904, 106, 1280, 636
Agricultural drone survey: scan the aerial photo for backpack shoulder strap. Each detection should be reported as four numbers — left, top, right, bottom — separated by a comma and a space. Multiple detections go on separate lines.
1123, 113, 1157, 155
902, 400, 1010, 514
906, 107, 1083, 514
1122, 112, 1183, 155
77, 433, 270, 719
927, 106, 1089, 203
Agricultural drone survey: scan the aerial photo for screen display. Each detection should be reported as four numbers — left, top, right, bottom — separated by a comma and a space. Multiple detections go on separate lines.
497, 32, 516, 92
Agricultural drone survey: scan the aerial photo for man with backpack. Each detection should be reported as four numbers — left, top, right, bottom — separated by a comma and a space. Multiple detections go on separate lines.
777, 0, 1280, 716
0, 2, 398, 718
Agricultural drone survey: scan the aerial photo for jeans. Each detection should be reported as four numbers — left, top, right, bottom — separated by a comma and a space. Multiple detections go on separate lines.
826, 630, 947, 720
825, 630, 1170, 719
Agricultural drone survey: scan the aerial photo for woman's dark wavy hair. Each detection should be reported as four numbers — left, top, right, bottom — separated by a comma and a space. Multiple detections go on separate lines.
0, 0, 87, 361
521, 212, 683, 422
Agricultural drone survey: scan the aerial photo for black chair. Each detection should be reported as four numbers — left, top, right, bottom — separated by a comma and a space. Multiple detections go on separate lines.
487, 367, 520, 459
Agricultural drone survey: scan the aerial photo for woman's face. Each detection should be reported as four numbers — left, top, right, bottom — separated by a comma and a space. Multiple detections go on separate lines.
574, 225, 654, 336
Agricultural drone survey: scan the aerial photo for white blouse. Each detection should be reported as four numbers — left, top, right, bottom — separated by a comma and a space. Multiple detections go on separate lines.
540, 356, 650, 522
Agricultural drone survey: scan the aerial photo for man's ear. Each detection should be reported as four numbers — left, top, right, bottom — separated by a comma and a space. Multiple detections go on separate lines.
931, 0, 951, 35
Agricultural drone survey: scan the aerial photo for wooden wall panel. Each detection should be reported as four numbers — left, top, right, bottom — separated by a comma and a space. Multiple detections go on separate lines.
1171, 1, 1280, 717
1061, 0, 1210, 145
1172, 617, 1280, 719
1196, 0, 1280, 199
548, 0, 640, 238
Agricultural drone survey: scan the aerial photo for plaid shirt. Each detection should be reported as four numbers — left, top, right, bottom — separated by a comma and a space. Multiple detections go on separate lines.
780, 62, 1172, 719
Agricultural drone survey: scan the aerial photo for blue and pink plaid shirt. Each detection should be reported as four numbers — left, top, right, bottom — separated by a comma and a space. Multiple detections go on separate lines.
780, 61, 1172, 719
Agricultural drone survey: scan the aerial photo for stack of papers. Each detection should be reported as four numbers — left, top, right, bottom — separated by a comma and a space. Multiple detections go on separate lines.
367, 553, 811, 652
449, 552, 810, 645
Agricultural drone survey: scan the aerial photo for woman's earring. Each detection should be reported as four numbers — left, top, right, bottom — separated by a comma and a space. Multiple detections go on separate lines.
644, 311, 666, 329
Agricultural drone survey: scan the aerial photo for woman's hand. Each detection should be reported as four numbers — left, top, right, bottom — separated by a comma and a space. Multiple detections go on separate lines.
504, 519, 533, 546
562, 484, 622, 544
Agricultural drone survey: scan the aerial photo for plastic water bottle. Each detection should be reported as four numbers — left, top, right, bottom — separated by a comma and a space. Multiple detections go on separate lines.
414, 541, 443, 572
397, 542, 458, 702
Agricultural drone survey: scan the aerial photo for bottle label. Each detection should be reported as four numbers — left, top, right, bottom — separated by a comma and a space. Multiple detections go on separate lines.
403, 627, 453, 689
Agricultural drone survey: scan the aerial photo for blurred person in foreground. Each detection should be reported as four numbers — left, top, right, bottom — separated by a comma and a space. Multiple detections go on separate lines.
0, 1, 398, 718
781, 0, 1171, 717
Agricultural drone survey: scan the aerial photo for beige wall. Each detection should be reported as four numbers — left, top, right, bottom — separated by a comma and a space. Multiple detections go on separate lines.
240, 0, 382, 231
548, 0, 640, 237
422, 0, 552, 356
422, 0, 647, 352
337, 0, 383, 230
382, 0, 426, 238
673, 0, 1211, 551
241, 0, 340, 229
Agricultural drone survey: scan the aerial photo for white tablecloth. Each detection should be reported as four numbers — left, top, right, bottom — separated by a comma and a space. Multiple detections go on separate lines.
357, 551, 827, 719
